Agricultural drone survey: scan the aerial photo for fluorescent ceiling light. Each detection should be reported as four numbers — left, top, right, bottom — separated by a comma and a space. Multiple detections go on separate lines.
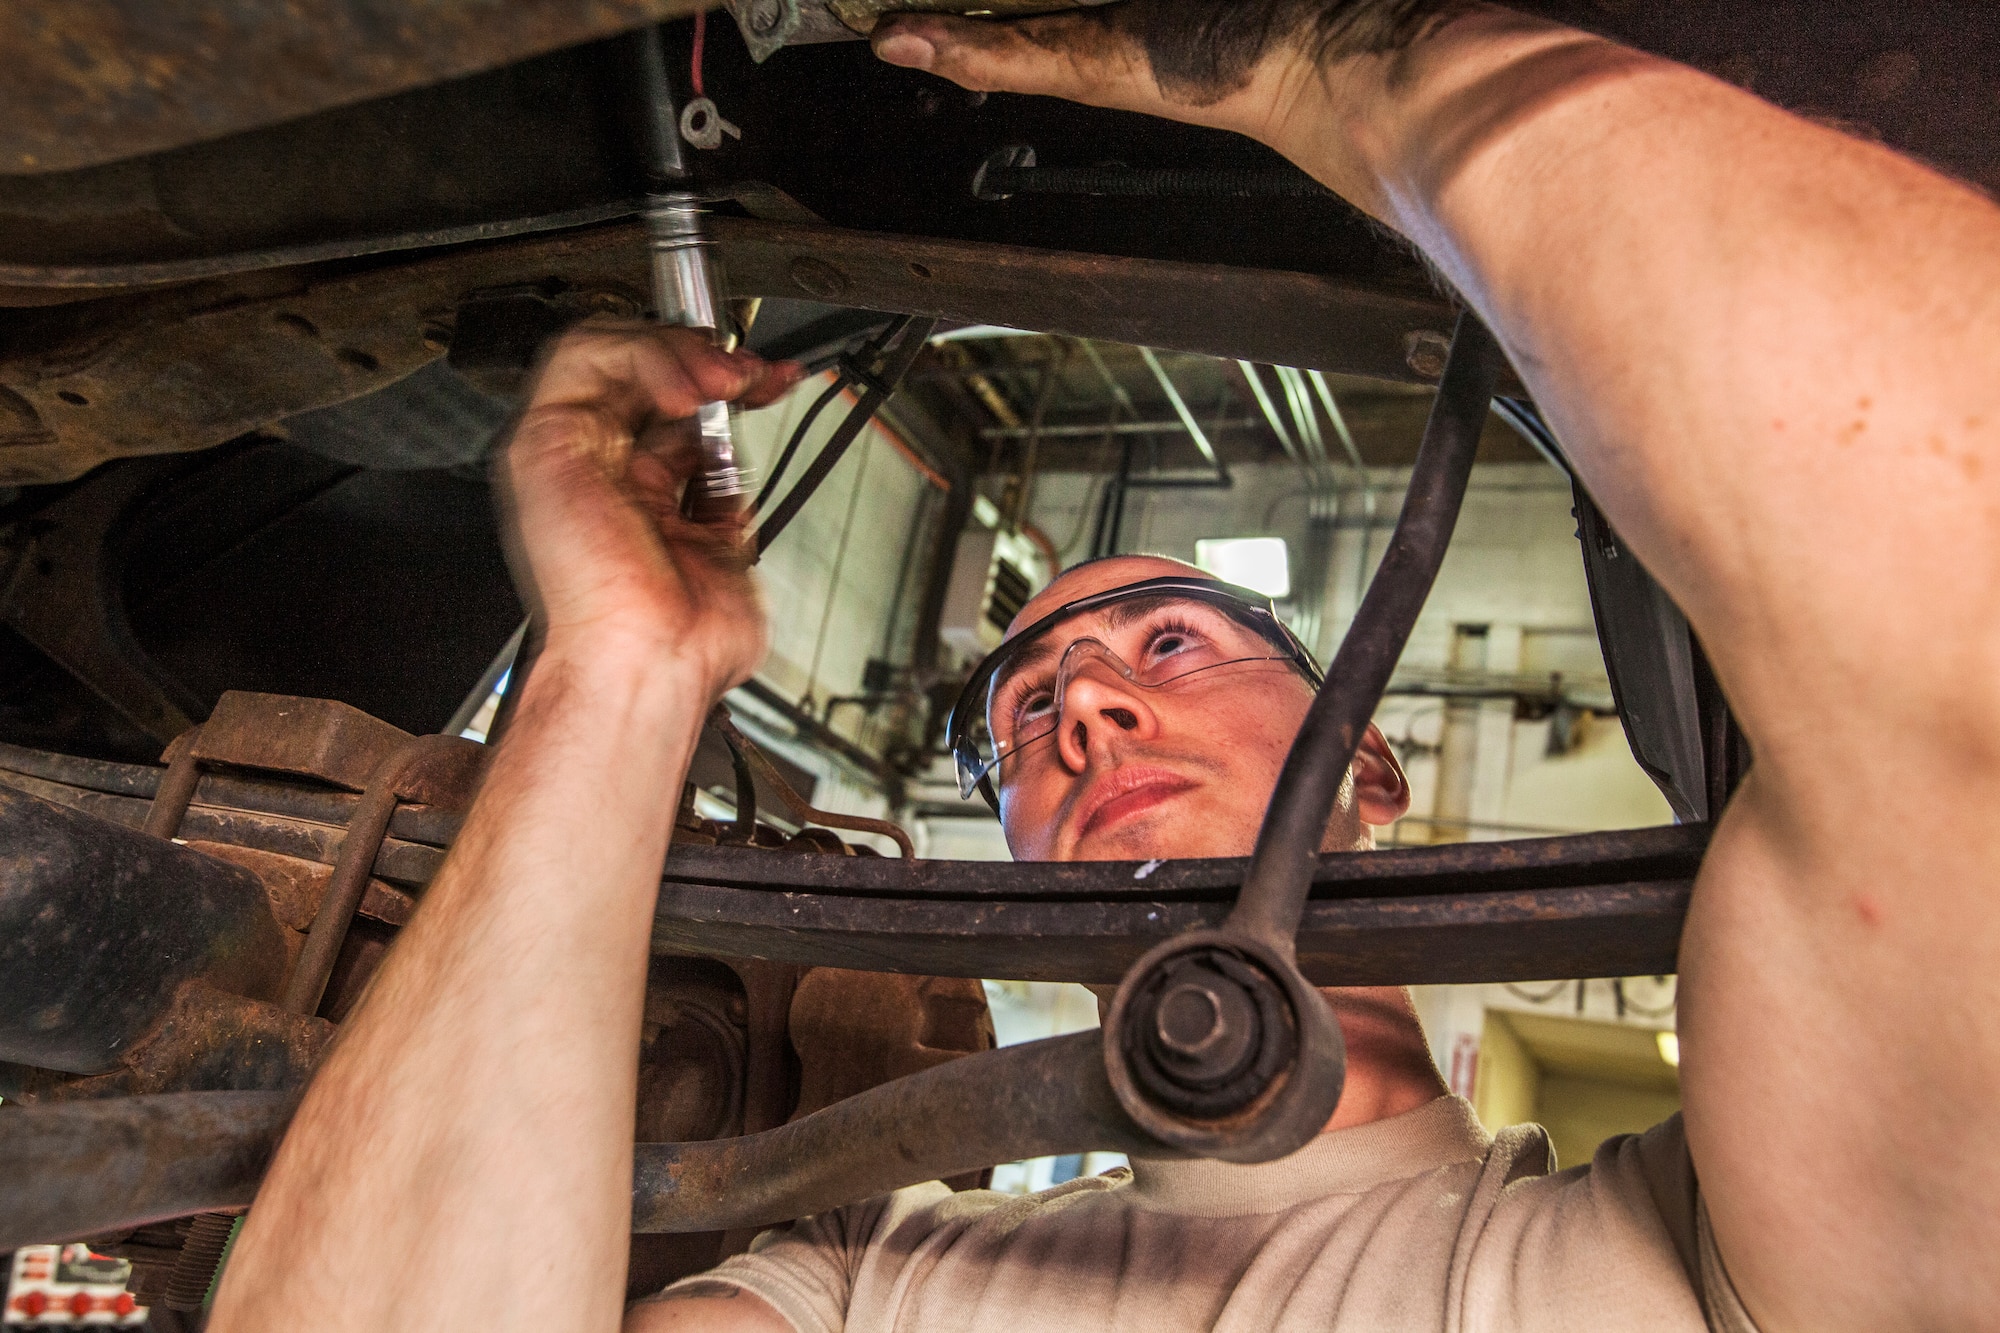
1195, 537, 1291, 599
1656, 1030, 1680, 1068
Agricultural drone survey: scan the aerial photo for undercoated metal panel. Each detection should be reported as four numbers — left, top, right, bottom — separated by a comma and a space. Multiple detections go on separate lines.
0, 786, 285, 1073
0, 0, 703, 176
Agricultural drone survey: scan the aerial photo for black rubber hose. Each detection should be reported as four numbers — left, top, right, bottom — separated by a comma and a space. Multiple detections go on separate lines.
751, 375, 845, 516
755, 316, 939, 555
1227, 311, 1506, 952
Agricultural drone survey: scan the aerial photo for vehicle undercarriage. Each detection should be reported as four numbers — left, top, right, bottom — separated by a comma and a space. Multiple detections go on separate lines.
0, 0, 1983, 1318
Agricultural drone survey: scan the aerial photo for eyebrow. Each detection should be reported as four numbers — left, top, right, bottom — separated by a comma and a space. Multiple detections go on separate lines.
990, 594, 1219, 698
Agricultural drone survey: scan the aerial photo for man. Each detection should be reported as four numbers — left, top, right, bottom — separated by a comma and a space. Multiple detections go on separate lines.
210, 1, 2000, 1330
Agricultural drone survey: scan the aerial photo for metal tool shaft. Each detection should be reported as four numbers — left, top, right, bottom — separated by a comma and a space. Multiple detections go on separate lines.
636, 27, 746, 522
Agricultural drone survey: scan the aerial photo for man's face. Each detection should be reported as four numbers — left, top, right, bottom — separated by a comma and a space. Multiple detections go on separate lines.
994, 556, 1408, 862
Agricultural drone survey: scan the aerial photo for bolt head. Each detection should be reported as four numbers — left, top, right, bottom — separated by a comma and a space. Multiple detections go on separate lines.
1404, 329, 1452, 380
1156, 981, 1224, 1056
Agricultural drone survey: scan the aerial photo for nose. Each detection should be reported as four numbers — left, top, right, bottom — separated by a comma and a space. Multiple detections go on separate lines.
1052, 657, 1161, 774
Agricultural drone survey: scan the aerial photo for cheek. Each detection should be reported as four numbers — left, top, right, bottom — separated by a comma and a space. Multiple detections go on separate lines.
999, 788, 1059, 860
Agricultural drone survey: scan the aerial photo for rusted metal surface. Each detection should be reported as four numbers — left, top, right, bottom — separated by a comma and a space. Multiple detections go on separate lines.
632, 1031, 1165, 1233
0, 766, 450, 886
0, 458, 201, 739
0, 740, 470, 848
638, 960, 750, 1144
0, 738, 1698, 984
714, 706, 915, 857
192, 692, 417, 793
185, 841, 416, 936
0, 1, 703, 177
0, 216, 1477, 485
788, 970, 992, 1118
652, 877, 1690, 987
713, 215, 1492, 394
142, 732, 203, 838
1, 1035, 1135, 1247
0, 1090, 294, 1249
277, 733, 481, 1015
0, 785, 287, 1074
3, 979, 335, 1103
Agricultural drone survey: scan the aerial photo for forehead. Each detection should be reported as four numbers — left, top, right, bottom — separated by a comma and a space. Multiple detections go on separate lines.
1003, 555, 1214, 640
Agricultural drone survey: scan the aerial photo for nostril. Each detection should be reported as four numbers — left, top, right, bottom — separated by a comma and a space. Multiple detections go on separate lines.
1072, 721, 1088, 751
1104, 708, 1138, 730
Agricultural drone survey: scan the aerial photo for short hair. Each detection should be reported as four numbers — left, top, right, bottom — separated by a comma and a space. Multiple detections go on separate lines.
1108, 0, 1476, 105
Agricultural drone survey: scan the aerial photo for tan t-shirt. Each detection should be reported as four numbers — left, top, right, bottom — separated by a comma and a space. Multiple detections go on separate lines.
652, 1097, 1759, 1332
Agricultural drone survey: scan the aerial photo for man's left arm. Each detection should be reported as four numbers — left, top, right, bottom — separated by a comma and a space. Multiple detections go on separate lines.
208, 324, 796, 1333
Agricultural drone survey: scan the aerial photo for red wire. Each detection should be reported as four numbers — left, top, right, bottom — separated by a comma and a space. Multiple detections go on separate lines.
692, 10, 707, 98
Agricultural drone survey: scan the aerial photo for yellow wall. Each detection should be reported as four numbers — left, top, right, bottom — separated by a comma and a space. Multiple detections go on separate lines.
1473, 1009, 1539, 1133
1473, 1010, 1680, 1170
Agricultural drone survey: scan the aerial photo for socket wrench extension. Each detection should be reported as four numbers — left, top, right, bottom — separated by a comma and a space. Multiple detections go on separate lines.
646, 194, 747, 521
634, 25, 747, 524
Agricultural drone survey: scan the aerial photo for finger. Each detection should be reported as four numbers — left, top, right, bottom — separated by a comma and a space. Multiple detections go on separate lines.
736, 359, 806, 409
623, 330, 767, 421
872, 12, 1151, 106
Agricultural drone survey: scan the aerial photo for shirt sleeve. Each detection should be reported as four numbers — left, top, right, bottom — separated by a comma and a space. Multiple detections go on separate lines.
1455, 1114, 1763, 1333
640, 1183, 955, 1333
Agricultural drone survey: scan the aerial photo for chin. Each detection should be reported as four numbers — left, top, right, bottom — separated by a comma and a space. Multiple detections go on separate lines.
1069, 804, 1259, 862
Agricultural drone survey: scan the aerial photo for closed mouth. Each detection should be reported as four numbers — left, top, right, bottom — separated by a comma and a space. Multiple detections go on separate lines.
1073, 767, 1199, 842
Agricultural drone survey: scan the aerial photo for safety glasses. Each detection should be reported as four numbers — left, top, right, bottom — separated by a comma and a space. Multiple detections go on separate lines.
947, 576, 1322, 810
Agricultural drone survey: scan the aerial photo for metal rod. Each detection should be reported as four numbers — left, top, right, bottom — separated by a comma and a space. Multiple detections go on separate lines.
1235, 360, 1302, 469
277, 734, 464, 1016
1080, 340, 1141, 421
141, 739, 202, 839
1227, 312, 1505, 953
978, 417, 1263, 440
1136, 346, 1226, 483
634, 24, 746, 521
1307, 370, 1367, 473
443, 620, 527, 738
0, 1036, 1169, 1250
634, 1030, 1166, 1232
1275, 365, 1328, 477
0, 1091, 295, 1250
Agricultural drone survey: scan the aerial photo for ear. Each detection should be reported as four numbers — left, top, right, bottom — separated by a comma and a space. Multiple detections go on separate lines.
1351, 723, 1411, 826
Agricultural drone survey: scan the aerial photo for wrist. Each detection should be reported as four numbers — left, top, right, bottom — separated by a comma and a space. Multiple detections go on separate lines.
537, 622, 747, 706
1251, 11, 1622, 228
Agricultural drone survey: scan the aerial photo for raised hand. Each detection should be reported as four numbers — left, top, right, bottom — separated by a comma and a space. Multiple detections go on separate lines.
500, 320, 802, 700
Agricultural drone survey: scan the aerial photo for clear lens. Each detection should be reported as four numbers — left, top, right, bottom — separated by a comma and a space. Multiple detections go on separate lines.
956, 620, 1299, 798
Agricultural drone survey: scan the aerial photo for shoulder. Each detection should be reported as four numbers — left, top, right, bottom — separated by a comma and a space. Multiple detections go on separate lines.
1457, 1115, 1731, 1331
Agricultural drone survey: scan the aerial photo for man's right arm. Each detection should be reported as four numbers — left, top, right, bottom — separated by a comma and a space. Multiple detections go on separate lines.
871, 7, 2000, 1331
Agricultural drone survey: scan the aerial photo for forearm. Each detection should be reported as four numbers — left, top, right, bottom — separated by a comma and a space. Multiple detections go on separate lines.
1313, 12, 2000, 757
212, 638, 707, 1332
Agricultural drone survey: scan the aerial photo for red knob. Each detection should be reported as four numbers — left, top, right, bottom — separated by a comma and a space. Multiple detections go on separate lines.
18, 1290, 48, 1316
71, 1290, 96, 1315
114, 1291, 138, 1314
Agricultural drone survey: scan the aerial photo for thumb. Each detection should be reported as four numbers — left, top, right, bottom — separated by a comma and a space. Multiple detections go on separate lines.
871, 12, 1153, 107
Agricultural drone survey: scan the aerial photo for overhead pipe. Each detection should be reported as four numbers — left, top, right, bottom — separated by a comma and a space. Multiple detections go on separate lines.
1234, 360, 1304, 472
1135, 347, 1228, 485
1307, 370, 1368, 474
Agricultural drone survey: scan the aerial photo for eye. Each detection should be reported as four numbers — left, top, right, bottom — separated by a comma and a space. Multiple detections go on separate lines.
996, 676, 1057, 740
1143, 616, 1207, 662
